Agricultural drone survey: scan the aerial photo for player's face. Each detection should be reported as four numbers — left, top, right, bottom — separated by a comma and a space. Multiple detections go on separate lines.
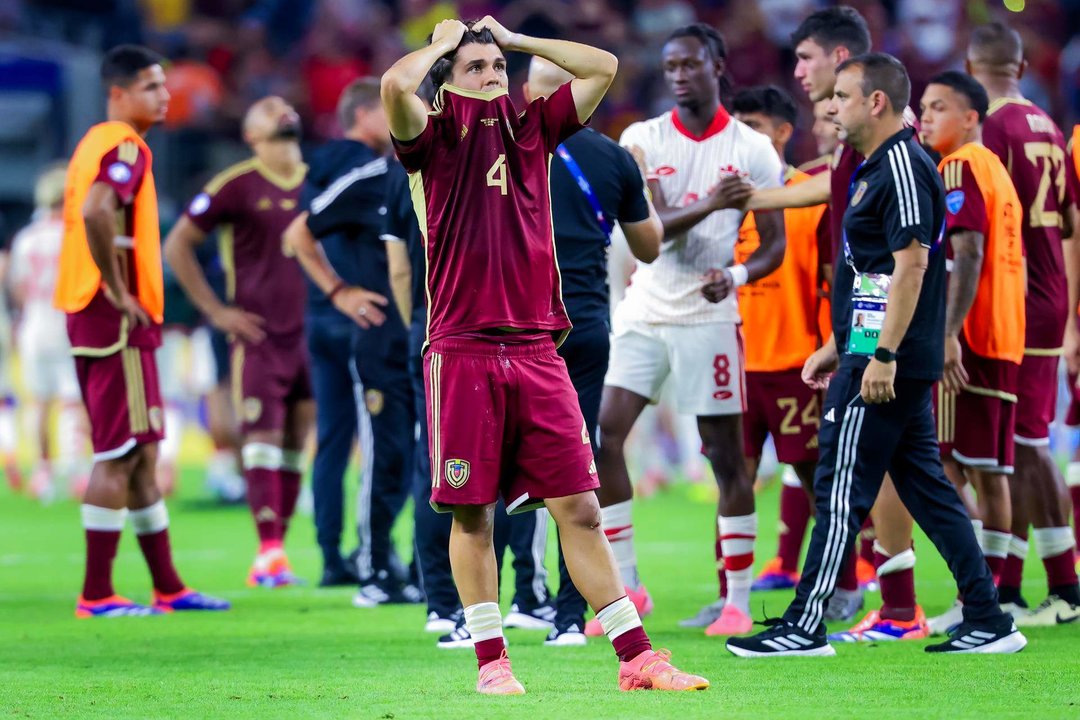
794, 39, 836, 103
450, 44, 508, 92
661, 37, 720, 111
812, 99, 840, 155
831, 67, 871, 148
118, 65, 170, 129
919, 84, 974, 156
735, 112, 780, 143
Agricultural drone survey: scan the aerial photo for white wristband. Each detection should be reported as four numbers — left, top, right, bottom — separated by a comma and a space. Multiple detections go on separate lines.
727, 264, 749, 288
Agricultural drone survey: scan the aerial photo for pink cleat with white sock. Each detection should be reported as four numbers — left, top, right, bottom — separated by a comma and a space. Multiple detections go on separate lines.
585, 585, 653, 636
704, 603, 753, 636
618, 649, 709, 691
477, 651, 526, 695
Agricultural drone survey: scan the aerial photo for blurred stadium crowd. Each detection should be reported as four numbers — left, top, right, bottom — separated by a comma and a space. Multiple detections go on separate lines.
2, 0, 1080, 230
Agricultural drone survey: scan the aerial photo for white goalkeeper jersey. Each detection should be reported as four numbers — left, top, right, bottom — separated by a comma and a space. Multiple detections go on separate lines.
616, 108, 783, 325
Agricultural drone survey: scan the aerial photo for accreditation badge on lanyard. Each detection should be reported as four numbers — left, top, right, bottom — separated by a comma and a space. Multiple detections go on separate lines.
843, 161, 890, 356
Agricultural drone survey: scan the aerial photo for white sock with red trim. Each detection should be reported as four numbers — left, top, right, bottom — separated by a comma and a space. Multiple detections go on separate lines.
719, 513, 757, 614
601, 500, 639, 590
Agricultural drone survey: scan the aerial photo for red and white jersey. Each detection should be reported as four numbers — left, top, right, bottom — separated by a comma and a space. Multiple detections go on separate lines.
9, 216, 68, 344
617, 107, 783, 325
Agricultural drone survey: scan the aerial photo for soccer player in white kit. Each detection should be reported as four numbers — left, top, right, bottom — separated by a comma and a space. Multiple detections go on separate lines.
8, 164, 89, 500
590, 23, 787, 638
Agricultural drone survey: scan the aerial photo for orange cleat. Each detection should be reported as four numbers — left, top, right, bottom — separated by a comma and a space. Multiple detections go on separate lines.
585, 585, 653, 636
477, 651, 526, 695
704, 603, 753, 636
829, 606, 930, 642
618, 649, 709, 691
75, 594, 162, 618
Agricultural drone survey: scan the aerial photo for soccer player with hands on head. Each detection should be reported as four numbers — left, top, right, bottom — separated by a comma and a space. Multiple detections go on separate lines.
382, 15, 708, 695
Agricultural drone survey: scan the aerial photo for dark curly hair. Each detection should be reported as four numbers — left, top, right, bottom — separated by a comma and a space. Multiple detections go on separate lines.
427, 21, 498, 89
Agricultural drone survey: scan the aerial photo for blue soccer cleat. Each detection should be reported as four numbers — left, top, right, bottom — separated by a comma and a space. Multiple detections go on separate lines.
75, 595, 163, 618
153, 588, 232, 612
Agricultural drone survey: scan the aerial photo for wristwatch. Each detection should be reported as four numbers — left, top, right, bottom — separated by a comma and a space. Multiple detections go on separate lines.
873, 347, 897, 363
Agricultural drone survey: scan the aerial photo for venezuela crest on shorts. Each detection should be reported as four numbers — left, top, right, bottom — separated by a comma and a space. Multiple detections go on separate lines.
445, 459, 470, 488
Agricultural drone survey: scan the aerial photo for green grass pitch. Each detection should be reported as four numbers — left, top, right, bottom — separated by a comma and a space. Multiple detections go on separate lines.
1, 471, 1078, 719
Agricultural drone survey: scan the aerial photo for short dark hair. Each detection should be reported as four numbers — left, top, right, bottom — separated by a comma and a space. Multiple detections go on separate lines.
101, 45, 164, 89
836, 52, 910, 114
791, 7, 871, 57
337, 77, 382, 130
665, 23, 727, 61
927, 70, 989, 122
968, 21, 1023, 69
732, 85, 798, 127
427, 21, 498, 89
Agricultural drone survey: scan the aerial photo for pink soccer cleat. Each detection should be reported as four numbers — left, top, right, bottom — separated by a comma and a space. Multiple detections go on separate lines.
618, 649, 709, 691
704, 603, 753, 636
247, 550, 301, 588
477, 651, 526, 695
585, 585, 654, 636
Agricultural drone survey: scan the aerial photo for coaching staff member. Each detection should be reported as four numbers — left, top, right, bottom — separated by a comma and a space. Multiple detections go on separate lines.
727, 54, 1025, 657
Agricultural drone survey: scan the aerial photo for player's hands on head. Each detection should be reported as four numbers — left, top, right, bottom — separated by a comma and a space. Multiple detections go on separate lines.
709, 176, 752, 212
104, 287, 152, 328
431, 19, 469, 52
942, 334, 969, 394
334, 286, 389, 330
471, 16, 515, 48
861, 358, 897, 404
802, 344, 838, 390
211, 306, 267, 345
701, 267, 733, 304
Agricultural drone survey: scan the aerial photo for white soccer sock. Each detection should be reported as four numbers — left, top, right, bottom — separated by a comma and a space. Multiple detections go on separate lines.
980, 528, 1011, 561
601, 500, 639, 589
719, 513, 757, 614
463, 602, 504, 642
1008, 535, 1029, 561
129, 500, 169, 536
970, 519, 984, 546
1067, 463, 1080, 488
56, 403, 87, 477
873, 541, 916, 576
596, 595, 642, 642
81, 504, 127, 531
1032, 527, 1075, 559
781, 465, 802, 488
0, 400, 17, 454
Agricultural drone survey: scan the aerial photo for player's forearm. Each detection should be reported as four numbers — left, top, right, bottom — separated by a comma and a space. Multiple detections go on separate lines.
383, 41, 454, 96
163, 235, 227, 319
742, 210, 786, 282
656, 198, 715, 239
749, 171, 829, 211
386, 241, 413, 321
287, 219, 343, 296
944, 232, 984, 338
877, 245, 928, 352
509, 35, 616, 82
621, 213, 662, 264
84, 211, 126, 299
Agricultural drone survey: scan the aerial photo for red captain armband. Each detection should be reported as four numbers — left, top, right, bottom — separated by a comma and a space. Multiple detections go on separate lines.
326, 281, 346, 301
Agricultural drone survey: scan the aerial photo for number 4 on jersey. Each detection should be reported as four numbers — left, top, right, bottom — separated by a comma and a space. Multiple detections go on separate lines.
486, 154, 507, 195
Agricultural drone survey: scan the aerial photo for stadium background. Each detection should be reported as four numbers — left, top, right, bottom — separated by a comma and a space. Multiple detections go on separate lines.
2, 2, 1080, 718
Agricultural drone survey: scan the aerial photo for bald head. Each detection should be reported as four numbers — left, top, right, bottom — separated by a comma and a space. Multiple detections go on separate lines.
243, 96, 301, 146
967, 22, 1023, 76
524, 57, 574, 102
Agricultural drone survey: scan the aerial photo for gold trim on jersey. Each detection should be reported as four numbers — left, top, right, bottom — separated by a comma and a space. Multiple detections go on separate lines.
937, 385, 956, 444
987, 97, 1033, 117
440, 85, 509, 102
943, 159, 966, 190
962, 384, 1019, 404
408, 172, 434, 347
230, 344, 245, 416
429, 351, 442, 489
70, 315, 130, 358
1024, 347, 1063, 357
797, 154, 831, 174
123, 347, 149, 434
220, 225, 236, 302
252, 158, 307, 191
204, 159, 258, 196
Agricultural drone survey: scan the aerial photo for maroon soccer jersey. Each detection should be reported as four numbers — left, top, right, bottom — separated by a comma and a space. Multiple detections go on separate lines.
185, 159, 307, 338
982, 99, 1075, 350
67, 142, 161, 351
393, 82, 584, 343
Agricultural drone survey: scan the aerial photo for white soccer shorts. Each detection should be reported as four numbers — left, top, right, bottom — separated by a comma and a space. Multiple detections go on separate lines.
604, 318, 745, 416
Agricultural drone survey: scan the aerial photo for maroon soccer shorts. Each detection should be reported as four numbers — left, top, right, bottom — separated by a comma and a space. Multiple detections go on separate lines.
1014, 354, 1060, 446
947, 350, 1020, 475
75, 347, 164, 461
742, 369, 820, 464
231, 337, 312, 434
425, 333, 599, 513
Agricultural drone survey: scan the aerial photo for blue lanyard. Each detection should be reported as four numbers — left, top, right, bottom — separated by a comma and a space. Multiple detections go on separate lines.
556, 143, 613, 244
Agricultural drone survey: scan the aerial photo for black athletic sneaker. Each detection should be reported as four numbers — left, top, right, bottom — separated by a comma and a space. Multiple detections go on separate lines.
437, 611, 474, 649
924, 620, 1027, 654
319, 562, 359, 588
726, 618, 836, 658
543, 618, 587, 647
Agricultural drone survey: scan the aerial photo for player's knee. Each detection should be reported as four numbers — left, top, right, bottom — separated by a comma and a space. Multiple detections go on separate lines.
701, 441, 743, 486
560, 493, 603, 531
452, 505, 495, 537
